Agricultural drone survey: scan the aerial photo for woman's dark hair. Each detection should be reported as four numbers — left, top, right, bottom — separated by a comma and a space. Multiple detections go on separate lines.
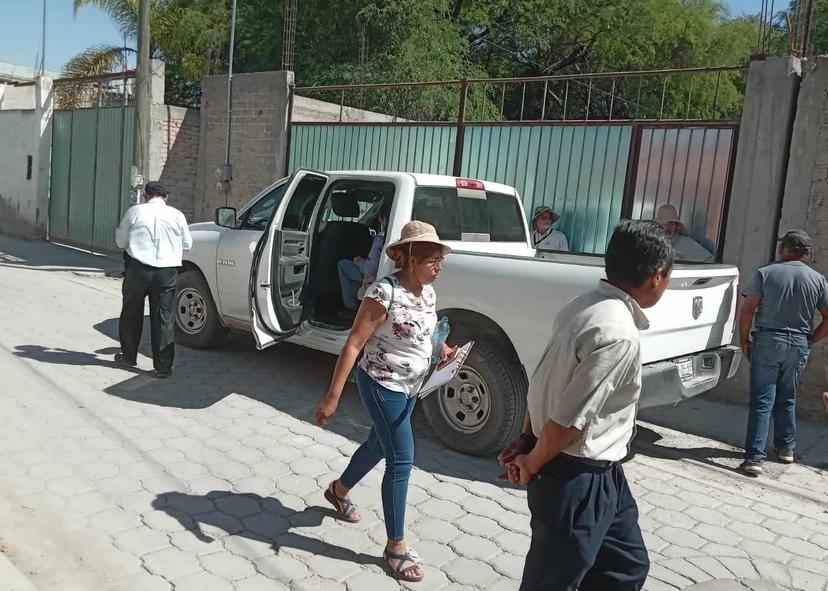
605, 220, 675, 287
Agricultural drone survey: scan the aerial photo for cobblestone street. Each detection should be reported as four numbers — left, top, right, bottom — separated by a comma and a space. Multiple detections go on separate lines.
1, 235, 828, 591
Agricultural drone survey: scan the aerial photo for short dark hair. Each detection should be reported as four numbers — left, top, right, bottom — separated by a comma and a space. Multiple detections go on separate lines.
144, 181, 168, 197
780, 229, 812, 257
605, 220, 675, 287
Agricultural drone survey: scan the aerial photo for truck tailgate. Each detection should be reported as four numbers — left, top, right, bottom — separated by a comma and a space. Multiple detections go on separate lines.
640, 265, 738, 364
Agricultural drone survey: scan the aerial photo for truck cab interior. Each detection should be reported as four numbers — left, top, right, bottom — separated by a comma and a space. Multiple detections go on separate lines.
308, 179, 396, 330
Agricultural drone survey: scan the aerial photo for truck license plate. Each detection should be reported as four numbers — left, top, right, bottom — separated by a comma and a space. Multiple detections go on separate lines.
677, 359, 694, 382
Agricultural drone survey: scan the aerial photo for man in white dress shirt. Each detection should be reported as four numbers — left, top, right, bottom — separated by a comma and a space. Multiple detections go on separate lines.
114, 181, 192, 378
499, 220, 675, 591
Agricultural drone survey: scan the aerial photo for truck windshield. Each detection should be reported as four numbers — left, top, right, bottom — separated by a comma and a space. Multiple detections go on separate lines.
413, 186, 525, 242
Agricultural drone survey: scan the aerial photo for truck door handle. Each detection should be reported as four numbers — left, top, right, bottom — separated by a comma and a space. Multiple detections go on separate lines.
260, 283, 271, 288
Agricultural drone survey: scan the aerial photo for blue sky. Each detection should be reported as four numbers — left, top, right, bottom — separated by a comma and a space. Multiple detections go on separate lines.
0, 0, 125, 73
0, 0, 762, 74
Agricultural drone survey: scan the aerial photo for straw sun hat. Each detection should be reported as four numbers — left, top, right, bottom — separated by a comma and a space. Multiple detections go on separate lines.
385, 221, 452, 258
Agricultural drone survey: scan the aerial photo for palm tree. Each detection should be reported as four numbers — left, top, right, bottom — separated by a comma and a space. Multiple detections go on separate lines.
60, 0, 228, 107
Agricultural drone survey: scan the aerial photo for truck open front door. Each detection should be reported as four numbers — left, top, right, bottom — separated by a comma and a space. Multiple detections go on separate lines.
249, 171, 329, 350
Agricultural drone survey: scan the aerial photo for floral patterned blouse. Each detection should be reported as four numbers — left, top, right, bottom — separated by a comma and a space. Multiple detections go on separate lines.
359, 275, 438, 398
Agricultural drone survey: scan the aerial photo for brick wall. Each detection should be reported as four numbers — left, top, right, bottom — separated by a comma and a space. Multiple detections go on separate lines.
150, 104, 199, 221
195, 71, 292, 222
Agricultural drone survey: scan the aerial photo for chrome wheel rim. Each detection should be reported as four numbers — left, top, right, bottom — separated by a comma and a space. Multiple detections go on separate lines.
436, 366, 491, 434
177, 287, 207, 334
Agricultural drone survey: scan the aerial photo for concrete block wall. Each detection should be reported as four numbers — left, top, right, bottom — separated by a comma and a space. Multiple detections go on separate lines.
195, 71, 293, 222
0, 84, 36, 110
150, 104, 199, 221
292, 95, 408, 123
0, 77, 52, 239
780, 56, 828, 418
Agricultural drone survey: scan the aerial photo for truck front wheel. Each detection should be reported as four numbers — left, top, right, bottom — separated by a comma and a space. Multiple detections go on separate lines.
175, 270, 228, 349
421, 341, 527, 456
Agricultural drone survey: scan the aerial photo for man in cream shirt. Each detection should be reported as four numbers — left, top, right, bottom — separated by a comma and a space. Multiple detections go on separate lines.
115, 181, 192, 378
499, 220, 675, 591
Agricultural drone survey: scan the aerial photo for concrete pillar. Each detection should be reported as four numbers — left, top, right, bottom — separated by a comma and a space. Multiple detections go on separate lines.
150, 59, 165, 106
780, 57, 828, 233
195, 70, 294, 221
34, 76, 53, 238
714, 57, 802, 403
722, 57, 802, 273
779, 56, 828, 418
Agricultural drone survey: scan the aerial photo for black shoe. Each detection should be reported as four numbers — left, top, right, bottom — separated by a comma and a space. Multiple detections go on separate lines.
114, 353, 137, 367
738, 460, 764, 476
153, 369, 172, 379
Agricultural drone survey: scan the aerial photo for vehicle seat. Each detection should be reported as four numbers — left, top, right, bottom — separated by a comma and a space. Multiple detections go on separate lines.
311, 194, 374, 311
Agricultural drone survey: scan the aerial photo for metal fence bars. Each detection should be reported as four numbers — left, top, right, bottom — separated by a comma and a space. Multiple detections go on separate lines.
289, 67, 742, 256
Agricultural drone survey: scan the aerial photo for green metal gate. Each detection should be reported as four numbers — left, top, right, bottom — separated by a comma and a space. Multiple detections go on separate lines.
290, 67, 744, 257
49, 105, 134, 251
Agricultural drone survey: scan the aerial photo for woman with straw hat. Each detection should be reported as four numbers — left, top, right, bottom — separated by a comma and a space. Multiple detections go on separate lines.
314, 220, 456, 583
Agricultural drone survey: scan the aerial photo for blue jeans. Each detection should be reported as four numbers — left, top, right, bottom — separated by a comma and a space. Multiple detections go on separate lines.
337, 259, 364, 310
340, 368, 416, 541
744, 330, 811, 462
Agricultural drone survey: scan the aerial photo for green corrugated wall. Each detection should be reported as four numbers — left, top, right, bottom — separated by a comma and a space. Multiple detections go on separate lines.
49, 106, 133, 251
290, 123, 632, 254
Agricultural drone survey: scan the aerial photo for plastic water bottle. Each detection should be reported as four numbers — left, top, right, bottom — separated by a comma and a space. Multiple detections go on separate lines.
432, 316, 450, 363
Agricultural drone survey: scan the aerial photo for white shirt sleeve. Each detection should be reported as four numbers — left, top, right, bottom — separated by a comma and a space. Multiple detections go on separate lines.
115, 207, 134, 250
555, 232, 569, 252
180, 212, 193, 251
548, 337, 638, 430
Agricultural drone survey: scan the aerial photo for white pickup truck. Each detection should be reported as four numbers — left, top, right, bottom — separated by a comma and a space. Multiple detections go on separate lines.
176, 170, 741, 455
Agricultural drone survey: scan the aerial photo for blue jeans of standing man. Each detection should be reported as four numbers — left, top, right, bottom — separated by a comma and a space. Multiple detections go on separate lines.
744, 329, 811, 463
340, 368, 416, 541
337, 259, 364, 310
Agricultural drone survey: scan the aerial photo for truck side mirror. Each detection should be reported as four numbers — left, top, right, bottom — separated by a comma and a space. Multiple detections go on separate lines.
215, 207, 238, 229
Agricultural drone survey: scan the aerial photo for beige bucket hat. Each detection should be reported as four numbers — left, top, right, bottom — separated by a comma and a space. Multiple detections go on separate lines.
385, 220, 452, 257
532, 205, 560, 225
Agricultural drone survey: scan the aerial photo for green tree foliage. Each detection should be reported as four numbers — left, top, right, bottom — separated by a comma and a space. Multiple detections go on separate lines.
61, 0, 228, 107
65, 0, 762, 115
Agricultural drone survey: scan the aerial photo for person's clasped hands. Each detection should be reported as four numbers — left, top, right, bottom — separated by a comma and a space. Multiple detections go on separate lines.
497, 433, 538, 486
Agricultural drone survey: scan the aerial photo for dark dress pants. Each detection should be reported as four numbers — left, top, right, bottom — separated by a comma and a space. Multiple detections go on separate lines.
520, 454, 650, 591
118, 259, 177, 372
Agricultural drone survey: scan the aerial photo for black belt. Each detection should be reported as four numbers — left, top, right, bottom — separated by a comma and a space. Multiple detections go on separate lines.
561, 453, 612, 469
537, 453, 613, 478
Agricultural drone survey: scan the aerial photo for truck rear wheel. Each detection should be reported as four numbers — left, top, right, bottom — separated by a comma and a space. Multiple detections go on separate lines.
175, 270, 228, 349
421, 341, 527, 456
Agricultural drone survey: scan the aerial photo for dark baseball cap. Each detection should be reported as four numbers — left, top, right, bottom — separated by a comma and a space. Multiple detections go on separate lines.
779, 229, 813, 251
144, 181, 168, 197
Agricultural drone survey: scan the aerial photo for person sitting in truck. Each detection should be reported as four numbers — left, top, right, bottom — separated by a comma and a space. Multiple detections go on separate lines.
656, 204, 714, 263
314, 221, 457, 583
532, 205, 569, 255
336, 212, 388, 320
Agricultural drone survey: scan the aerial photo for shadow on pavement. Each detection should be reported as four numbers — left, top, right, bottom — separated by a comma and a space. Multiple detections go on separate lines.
153, 491, 383, 568
87, 319, 512, 484
0, 234, 121, 274
635, 400, 828, 472
629, 425, 745, 471
12, 345, 143, 374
